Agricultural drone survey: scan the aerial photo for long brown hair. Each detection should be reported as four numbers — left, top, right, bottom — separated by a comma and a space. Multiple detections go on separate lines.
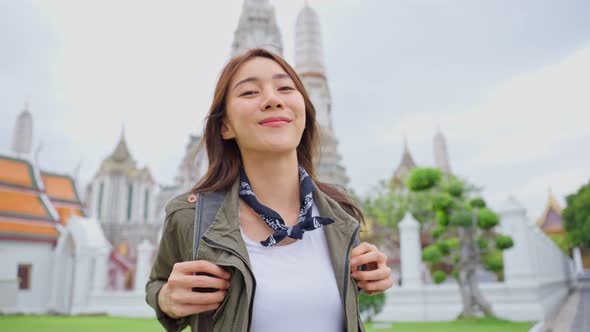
192, 48, 363, 222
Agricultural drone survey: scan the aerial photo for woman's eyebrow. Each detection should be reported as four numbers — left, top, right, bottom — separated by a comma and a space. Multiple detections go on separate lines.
233, 73, 291, 91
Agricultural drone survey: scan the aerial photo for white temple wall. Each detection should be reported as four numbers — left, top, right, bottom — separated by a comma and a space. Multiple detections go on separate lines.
0, 240, 54, 314
375, 197, 576, 322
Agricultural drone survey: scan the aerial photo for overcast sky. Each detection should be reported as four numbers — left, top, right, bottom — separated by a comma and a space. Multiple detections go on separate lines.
1, 0, 589, 218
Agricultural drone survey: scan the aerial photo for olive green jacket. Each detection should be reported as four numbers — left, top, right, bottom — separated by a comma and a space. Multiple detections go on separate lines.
146, 178, 365, 332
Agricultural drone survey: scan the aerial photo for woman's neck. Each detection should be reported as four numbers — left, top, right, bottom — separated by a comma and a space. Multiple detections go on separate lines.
241, 151, 301, 212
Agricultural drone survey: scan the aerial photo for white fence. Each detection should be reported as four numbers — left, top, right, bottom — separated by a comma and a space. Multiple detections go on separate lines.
375, 196, 576, 322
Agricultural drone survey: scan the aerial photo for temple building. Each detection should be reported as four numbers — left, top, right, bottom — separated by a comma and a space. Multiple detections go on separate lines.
231, 0, 283, 56
155, 134, 208, 226
391, 138, 417, 190
536, 190, 565, 235
391, 130, 452, 188
182, 0, 350, 191
85, 130, 160, 262
1, 105, 98, 312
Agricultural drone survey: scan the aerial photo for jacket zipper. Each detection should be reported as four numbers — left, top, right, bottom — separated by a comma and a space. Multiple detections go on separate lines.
343, 224, 361, 331
202, 237, 257, 332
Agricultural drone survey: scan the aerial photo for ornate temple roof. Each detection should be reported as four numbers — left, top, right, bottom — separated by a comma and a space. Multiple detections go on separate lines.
41, 172, 81, 204
94, 130, 153, 180
231, 0, 283, 56
536, 190, 564, 234
0, 154, 59, 244
392, 138, 417, 184
0, 155, 42, 190
41, 171, 86, 224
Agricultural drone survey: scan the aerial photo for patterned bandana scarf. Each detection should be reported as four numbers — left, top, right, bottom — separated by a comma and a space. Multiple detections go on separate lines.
239, 165, 335, 247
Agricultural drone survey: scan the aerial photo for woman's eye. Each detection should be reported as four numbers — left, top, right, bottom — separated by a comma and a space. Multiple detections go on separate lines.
239, 90, 257, 97
278, 86, 295, 91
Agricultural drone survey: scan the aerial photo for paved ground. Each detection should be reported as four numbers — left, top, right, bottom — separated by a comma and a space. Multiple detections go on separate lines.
571, 270, 590, 332
545, 270, 590, 332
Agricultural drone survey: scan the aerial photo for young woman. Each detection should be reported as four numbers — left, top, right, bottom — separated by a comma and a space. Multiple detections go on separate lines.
146, 48, 393, 332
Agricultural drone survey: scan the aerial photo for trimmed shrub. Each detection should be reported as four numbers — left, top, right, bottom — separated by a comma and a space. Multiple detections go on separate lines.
431, 226, 445, 239
444, 237, 460, 249
407, 168, 442, 191
450, 209, 473, 227
422, 245, 442, 263
433, 193, 453, 210
484, 252, 503, 272
478, 208, 500, 229
445, 180, 464, 198
436, 210, 450, 226
436, 241, 450, 255
495, 235, 514, 250
432, 270, 447, 284
470, 197, 487, 209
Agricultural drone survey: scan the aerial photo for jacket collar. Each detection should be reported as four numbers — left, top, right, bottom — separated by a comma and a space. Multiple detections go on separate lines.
202, 177, 361, 260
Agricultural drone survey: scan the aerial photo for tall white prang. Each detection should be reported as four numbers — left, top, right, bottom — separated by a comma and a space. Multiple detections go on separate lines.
295, 3, 349, 188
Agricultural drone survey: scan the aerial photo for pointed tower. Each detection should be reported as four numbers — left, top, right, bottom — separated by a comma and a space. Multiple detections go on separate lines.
433, 127, 452, 175
295, 3, 349, 188
87, 129, 159, 253
231, 0, 283, 56
536, 189, 564, 235
11, 102, 33, 157
391, 137, 417, 188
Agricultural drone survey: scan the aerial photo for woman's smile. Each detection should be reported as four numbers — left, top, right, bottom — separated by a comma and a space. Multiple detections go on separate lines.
259, 116, 292, 127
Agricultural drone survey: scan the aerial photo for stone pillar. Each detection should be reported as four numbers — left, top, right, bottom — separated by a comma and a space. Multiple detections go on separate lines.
398, 212, 422, 287
134, 239, 154, 294
71, 250, 92, 313
92, 247, 110, 292
573, 247, 584, 276
498, 197, 536, 284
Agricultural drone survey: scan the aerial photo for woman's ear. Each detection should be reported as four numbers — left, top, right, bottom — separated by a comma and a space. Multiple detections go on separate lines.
221, 121, 235, 140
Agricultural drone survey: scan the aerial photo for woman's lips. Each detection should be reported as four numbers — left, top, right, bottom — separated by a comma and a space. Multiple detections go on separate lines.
259, 117, 291, 127
260, 120, 289, 127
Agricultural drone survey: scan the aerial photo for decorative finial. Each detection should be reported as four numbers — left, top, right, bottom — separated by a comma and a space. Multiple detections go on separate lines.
403, 134, 409, 152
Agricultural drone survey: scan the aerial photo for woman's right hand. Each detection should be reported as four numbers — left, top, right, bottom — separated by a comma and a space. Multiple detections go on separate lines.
158, 260, 231, 318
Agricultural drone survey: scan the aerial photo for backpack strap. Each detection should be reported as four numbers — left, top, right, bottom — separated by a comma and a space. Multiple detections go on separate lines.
192, 190, 227, 260
191, 191, 226, 332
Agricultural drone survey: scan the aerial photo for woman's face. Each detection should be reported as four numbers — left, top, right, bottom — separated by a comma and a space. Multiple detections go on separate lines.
222, 57, 306, 156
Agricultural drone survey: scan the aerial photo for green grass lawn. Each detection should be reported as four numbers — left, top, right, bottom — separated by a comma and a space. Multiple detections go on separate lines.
365, 318, 535, 332
0, 315, 534, 332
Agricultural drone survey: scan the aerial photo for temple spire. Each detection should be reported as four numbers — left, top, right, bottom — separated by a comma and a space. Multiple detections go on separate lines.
11, 101, 33, 157
231, 0, 283, 56
392, 135, 417, 186
109, 127, 132, 163
433, 126, 452, 175
295, 2, 325, 76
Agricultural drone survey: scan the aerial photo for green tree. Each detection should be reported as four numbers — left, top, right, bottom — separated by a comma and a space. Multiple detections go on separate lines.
358, 292, 385, 322
363, 179, 438, 257
563, 180, 590, 248
407, 168, 514, 318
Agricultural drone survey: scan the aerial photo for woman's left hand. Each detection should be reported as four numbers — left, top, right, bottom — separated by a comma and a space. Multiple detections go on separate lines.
350, 242, 393, 295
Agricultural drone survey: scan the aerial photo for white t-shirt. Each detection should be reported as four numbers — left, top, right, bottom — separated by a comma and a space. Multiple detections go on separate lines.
239, 204, 345, 332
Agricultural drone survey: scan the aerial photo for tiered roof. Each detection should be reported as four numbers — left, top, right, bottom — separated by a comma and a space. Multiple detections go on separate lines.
41, 172, 86, 225
0, 155, 59, 244
536, 190, 564, 235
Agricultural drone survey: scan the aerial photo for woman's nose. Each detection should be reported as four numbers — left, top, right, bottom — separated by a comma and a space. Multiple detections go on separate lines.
261, 90, 284, 111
